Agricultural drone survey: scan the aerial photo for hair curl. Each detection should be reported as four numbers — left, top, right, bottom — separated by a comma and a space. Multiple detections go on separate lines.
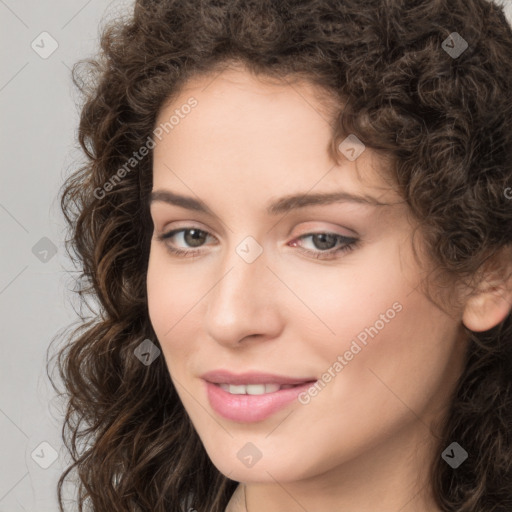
50, 0, 512, 510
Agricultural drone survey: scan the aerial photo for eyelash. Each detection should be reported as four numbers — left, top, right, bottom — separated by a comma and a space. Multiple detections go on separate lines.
155, 228, 359, 261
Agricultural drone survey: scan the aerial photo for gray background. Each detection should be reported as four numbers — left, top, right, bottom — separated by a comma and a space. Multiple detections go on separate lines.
1, 1, 511, 510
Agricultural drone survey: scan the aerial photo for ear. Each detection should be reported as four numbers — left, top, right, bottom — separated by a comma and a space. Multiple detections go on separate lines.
462, 246, 512, 332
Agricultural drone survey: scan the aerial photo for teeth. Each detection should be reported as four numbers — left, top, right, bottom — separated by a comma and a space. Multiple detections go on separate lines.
218, 383, 286, 395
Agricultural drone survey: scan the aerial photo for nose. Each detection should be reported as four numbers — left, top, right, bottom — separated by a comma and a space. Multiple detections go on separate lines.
204, 243, 284, 347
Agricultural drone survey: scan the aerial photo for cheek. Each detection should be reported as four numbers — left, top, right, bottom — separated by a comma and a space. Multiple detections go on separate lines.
146, 248, 200, 360
274, 241, 407, 348
147, 250, 172, 334
287, 241, 457, 403
315, 283, 458, 423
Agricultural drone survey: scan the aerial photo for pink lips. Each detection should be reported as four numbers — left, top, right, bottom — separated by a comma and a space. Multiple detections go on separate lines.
201, 370, 317, 423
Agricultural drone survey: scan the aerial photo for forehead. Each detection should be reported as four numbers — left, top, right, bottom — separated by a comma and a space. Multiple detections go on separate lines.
157, 64, 339, 125
152, 66, 399, 206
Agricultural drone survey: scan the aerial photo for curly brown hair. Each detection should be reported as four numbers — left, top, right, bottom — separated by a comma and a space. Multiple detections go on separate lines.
49, 0, 512, 510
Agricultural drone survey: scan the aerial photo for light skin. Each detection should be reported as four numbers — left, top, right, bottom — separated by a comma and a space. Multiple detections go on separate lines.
146, 65, 512, 512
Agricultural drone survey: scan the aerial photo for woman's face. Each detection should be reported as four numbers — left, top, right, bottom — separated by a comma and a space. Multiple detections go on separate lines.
146, 67, 468, 487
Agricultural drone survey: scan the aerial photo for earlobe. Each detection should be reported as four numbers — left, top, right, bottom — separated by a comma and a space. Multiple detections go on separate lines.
462, 255, 512, 332
462, 286, 511, 332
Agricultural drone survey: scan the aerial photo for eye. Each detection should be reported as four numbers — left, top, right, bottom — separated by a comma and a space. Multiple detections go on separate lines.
155, 228, 216, 257
289, 232, 359, 260
155, 227, 359, 261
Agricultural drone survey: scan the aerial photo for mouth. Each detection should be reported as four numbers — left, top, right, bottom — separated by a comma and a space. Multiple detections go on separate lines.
201, 370, 318, 423
214, 382, 313, 395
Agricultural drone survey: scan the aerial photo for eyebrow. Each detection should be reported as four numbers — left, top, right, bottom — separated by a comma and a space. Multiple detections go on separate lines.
149, 189, 387, 216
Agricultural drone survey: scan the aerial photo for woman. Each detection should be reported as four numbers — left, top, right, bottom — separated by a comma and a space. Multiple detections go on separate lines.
51, 0, 512, 510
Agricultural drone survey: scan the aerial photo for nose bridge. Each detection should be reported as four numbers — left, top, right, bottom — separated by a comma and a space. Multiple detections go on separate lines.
204, 236, 282, 343
210, 240, 267, 315
216, 234, 268, 298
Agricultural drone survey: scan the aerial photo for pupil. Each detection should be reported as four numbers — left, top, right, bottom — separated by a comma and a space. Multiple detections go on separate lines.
185, 229, 206, 247
313, 233, 337, 250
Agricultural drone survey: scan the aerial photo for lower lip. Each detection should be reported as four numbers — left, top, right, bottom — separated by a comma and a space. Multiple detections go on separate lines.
204, 380, 316, 423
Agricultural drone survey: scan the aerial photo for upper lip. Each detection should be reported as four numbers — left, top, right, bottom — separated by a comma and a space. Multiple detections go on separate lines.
201, 370, 317, 386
